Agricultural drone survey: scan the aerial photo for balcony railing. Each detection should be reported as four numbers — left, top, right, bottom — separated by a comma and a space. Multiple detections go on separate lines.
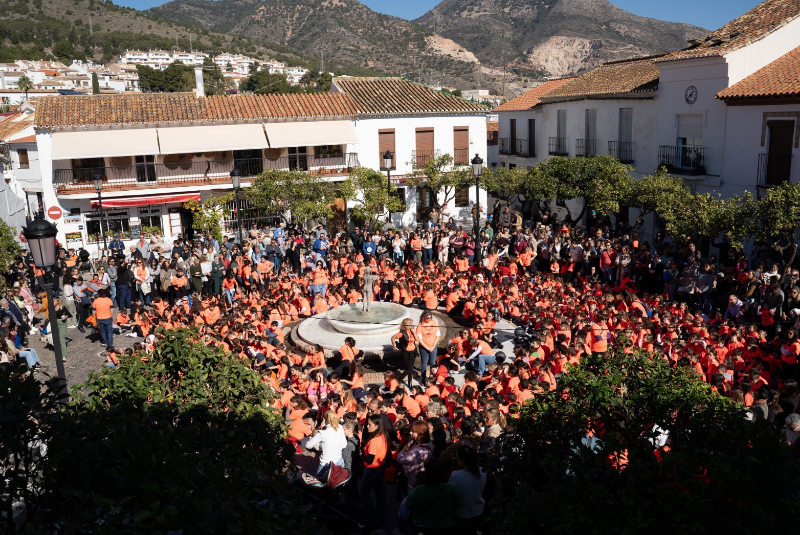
499, 138, 511, 155
515, 138, 530, 157
53, 153, 360, 193
658, 145, 706, 175
453, 147, 470, 165
575, 138, 597, 157
757, 153, 793, 189
608, 141, 634, 164
548, 137, 568, 156
411, 149, 441, 168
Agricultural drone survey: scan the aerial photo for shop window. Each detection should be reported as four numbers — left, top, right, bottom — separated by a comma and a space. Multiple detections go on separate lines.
139, 206, 163, 235
85, 210, 131, 243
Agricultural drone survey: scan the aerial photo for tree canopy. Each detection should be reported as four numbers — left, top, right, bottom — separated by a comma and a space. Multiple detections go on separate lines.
497, 343, 800, 534
0, 219, 21, 292
239, 70, 301, 95
482, 165, 526, 206
246, 169, 340, 226
183, 192, 234, 242
136, 61, 195, 93
407, 153, 474, 213
340, 166, 403, 227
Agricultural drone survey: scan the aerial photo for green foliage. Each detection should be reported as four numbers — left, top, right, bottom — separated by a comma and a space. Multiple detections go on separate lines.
497, 344, 800, 534
20, 328, 309, 534
184, 192, 233, 242
407, 153, 474, 212
15, 74, 33, 99
340, 166, 403, 227
0, 219, 22, 292
51, 39, 78, 62
625, 168, 691, 228
246, 169, 339, 226
90, 71, 99, 94
136, 61, 194, 93
201, 56, 229, 95
239, 69, 300, 95
482, 165, 526, 205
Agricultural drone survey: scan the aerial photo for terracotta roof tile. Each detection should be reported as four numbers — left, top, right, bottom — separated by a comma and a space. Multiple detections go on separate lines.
9, 135, 36, 143
333, 77, 485, 115
493, 78, 576, 111
717, 45, 800, 100
486, 121, 498, 132
659, 0, 800, 62
540, 57, 661, 101
203, 93, 357, 120
0, 113, 34, 141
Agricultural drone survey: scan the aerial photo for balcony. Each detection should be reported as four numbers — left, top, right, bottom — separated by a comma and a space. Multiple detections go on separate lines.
757, 153, 793, 189
412, 149, 441, 168
499, 138, 511, 155
453, 147, 470, 165
658, 145, 706, 175
53, 153, 360, 194
608, 141, 634, 164
548, 137, 568, 156
575, 139, 597, 157
515, 138, 531, 157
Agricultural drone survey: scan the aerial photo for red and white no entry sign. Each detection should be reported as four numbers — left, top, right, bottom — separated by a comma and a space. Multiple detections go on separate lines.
47, 206, 62, 219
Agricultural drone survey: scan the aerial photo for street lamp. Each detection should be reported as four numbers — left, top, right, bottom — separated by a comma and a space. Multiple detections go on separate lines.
382, 150, 393, 220
230, 166, 243, 245
471, 153, 483, 227
23, 215, 68, 400
91, 167, 107, 255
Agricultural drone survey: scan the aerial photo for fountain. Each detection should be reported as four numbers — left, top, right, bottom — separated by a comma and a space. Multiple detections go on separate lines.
293, 302, 446, 358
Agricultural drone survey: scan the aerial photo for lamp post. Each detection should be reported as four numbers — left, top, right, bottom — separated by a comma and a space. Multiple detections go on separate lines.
23, 216, 68, 400
91, 167, 107, 255
230, 167, 243, 245
382, 150, 393, 221
471, 153, 483, 228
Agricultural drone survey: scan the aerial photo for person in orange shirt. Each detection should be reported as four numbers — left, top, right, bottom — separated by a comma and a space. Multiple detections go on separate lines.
415, 310, 441, 382
421, 283, 438, 311
392, 318, 418, 388
360, 414, 390, 525
467, 336, 495, 374
92, 289, 115, 347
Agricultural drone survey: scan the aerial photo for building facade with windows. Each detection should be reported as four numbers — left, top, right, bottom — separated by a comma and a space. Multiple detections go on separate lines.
0, 107, 38, 230
30, 78, 486, 252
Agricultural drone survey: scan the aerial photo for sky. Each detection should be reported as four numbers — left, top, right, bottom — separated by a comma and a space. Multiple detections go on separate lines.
116, 0, 762, 31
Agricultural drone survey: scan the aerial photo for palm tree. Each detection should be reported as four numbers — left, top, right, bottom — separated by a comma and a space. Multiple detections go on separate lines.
17, 75, 33, 101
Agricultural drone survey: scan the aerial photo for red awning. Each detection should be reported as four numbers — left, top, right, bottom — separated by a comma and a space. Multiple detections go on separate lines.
90, 194, 200, 209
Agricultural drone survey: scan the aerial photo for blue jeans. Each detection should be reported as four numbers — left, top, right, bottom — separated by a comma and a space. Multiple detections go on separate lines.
476, 353, 497, 374
359, 466, 387, 525
98, 318, 113, 346
110, 284, 117, 306
422, 248, 433, 263
137, 283, 151, 305
117, 285, 131, 309
225, 289, 235, 306
310, 283, 327, 297
419, 345, 438, 379
19, 348, 39, 367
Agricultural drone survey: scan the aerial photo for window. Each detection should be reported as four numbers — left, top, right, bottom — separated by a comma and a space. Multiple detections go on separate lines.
85, 210, 131, 242
455, 186, 469, 207
453, 127, 469, 165
135, 155, 156, 182
17, 148, 29, 169
379, 129, 396, 169
314, 145, 343, 157
527, 119, 535, 157
557, 110, 566, 139
138, 206, 162, 233
415, 128, 435, 167
619, 108, 633, 143
72, 157, 105, 183
677, 114, 703, 146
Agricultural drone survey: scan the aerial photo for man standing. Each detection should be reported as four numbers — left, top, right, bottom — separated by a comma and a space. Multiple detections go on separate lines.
109, 235, 125, 259
106, 257, 118, 306
312, 232, 329, 264
92, 289, 114, 347
415, 311, 441, 382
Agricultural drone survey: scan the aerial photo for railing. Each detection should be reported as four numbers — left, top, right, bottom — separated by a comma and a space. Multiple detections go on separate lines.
757, 153, 793, 189
608, 141, 634, 164
515, 138, 529, 157
53, 153, 360, 193
658, 145, 706, 175
548, 137, 568, 156
411, 149, 441, 168
453, 147, 470, 165
575, 139, 597, 157
499, 138, 511, 155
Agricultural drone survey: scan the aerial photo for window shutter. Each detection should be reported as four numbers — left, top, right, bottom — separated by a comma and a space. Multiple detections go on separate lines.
378, 128, 395, 167
619, 108, 633, 143
416, 128, 434, 153
557, 110, 566, 139
677, 115, 703, 139
585, 109, 596, 141
18, 148, 29, 168
453, 127, 469, 164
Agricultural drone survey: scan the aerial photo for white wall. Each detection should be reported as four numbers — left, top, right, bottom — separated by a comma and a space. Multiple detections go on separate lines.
726, 16, 800, 86
495, 108, 543, 168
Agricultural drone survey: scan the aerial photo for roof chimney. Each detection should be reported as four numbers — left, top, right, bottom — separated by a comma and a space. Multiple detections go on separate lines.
194, 67, 204, 97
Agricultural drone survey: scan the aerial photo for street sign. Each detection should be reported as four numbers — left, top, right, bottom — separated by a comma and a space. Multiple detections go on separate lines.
47, 206, 63, 219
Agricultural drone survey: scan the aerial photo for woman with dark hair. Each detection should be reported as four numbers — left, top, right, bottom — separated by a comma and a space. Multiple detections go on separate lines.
449, 445, 487, 525
397, 420, 433, 492
405, 457, 460, 528
360, 413, 390, 529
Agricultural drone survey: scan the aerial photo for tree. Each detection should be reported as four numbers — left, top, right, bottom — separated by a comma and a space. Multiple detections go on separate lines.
202, 56, 225, 95
482, 165, 526, 206
520, 163, 558, 214
0, 219, 22, 292
226, 61, 233, 72
247, 169, 339, 226
497, 343, 800, 534
754, 181, 800, 268
25, 328, 311, 534
16, 74, 33, 100
657, 190, 756, 248
239, 69, 298, 94
91, 71, 99, 94
183, 192, 233, 242
407, 153, 474, 212
249, 60, 259, 74
340, 166, 403, 227
624, 168, 691, 229
51, 39, 75, 63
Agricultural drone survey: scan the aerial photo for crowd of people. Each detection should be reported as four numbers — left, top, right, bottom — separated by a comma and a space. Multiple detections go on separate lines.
4, 201, 800, 533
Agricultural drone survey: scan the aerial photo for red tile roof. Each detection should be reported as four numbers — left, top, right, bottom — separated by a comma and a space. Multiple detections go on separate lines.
493, 78, 576, 111
9, 135, 36, 144
203, 93, 356, 120
0, 113, 34, 141
333, 77, 485, 115
659, 0, 800, 62
717, 45, 800, 101
540, 57, 661, 101
486, 121, 498, 132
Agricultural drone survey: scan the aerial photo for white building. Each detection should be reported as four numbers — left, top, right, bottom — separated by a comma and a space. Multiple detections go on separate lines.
0, 107, 38, 230
28, 78, 486, 253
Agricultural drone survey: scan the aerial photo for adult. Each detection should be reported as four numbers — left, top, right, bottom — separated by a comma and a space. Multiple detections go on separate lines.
405, 457, 460, 529
92, 289, 115, 347
392, 318, 418, 389
304, 410, 347, 476
449, 445, 487, 526
415, 310, 440, 383
397, 420, 433, 491
360, 414, 390, 528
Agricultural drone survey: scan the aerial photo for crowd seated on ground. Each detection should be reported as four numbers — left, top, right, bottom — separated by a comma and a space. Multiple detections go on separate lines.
6, 206, 800, 534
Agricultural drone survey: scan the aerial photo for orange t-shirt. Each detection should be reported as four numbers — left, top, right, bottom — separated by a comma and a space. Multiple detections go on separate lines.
93, 296, 114, 320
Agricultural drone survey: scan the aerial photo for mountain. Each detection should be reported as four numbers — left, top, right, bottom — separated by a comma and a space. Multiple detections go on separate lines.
416, 0, 708, 76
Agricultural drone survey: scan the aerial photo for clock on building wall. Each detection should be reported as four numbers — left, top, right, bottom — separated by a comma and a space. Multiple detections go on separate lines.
685, 86, 698, 105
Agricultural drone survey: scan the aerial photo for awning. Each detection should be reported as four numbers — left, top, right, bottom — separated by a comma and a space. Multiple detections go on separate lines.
265, 120, 359, 148
90, 193, 200, 208
157, 124, 268, 154
51, 129, 160, 160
